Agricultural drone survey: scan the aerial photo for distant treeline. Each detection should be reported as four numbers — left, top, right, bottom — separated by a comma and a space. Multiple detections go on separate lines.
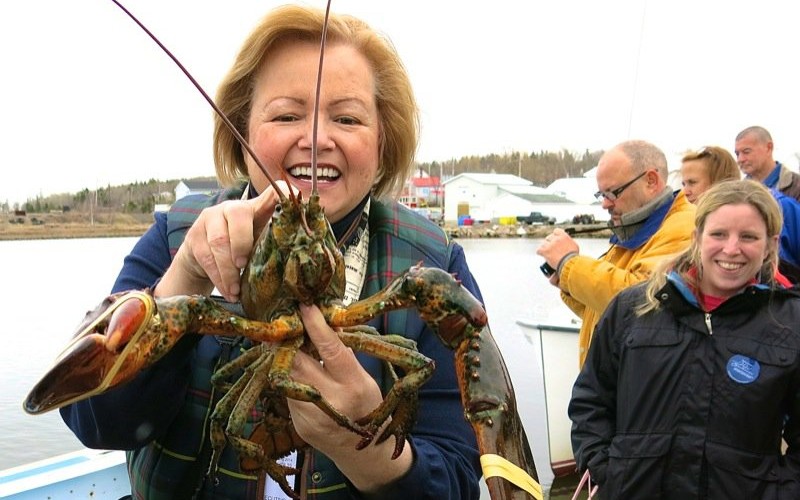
11, 177, 216, 215
11, 149, 602, 213
417, 149, 603, 187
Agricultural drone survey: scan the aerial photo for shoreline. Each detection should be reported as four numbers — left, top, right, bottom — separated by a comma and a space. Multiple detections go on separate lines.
445, 222, 611, 239
1, 211, 152, 241
0, 223, 151, 241
1, 213, 611, 242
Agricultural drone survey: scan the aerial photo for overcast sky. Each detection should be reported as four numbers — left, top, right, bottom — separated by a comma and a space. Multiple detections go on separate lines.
2, 0, 799, 206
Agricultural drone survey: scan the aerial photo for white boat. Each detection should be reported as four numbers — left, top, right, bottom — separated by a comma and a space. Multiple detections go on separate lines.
0, 448, 129, 499
516, 318, 581, 497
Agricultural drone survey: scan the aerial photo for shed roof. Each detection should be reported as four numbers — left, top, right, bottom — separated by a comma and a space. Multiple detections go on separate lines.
411, 176, 441, 187
442, 173, 532, 186
180, 179, 220, 190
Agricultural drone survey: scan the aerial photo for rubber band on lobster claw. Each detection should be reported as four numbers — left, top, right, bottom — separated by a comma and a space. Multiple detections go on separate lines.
480, 453, 543, 500
23, 290, 155, 414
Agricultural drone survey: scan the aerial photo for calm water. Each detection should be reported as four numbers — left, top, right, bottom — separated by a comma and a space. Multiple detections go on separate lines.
0, 236, 608, 494
0, 237, 140, 470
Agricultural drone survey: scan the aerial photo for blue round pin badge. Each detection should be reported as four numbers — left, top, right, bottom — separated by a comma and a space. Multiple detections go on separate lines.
727, 354, 760, 384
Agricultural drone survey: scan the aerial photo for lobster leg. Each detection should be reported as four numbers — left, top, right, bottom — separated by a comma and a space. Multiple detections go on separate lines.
325, 266, 541, 498
243, 416, 306, 500
228, 354, 304, 500
210, 343, 264, 390
209, 342, 307, 500
207, 349, 268, 479
456, 324, 541, 500
268, 336, 372, 438
334, 330, 436, 457
209, 328, 431, 497
322, 264, 488, 335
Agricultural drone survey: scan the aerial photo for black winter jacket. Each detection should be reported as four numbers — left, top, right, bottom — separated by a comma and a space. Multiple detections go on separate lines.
569, 275, 800, 499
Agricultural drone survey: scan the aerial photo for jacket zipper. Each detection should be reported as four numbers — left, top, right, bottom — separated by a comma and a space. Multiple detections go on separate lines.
704, 312, 713, 335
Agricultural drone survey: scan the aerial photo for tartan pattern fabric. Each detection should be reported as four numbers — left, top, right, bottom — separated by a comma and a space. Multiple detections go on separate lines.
364, 200, 452, 339
303, 200, 453, 497
128, 189, 453, 499
126, 335, 261, 499
166, 183, 246, 257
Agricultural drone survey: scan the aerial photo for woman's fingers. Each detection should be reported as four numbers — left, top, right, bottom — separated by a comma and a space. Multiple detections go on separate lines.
297, 304, 357, 379
295, 304, 380, 405
215, 201, 254, 285
289, 305, 383, 455
159, 181, 291, 301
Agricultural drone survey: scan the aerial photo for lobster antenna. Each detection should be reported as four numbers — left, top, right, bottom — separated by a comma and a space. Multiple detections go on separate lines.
312, 1, 333, 196
109, 0, 286, 202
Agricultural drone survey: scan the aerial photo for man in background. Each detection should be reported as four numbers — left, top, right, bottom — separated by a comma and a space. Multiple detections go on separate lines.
735, 125, 800, 281
537, 140, 695, 366
735, 125, 800, 201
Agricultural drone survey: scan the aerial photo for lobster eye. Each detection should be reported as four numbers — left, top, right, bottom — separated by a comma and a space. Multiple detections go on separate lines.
272, 204, 283, 223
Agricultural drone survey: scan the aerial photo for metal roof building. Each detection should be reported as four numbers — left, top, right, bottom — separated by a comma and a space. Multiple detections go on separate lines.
442, 172, 607, 223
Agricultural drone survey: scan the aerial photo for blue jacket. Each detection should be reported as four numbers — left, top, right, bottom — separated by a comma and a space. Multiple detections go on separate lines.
60, 190, 482, 499
771, 189, 800, 277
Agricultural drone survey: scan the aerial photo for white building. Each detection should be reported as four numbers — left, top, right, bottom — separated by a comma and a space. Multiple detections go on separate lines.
175, 179, 220, 201
443, 173, 534, 222
547, 166, 598, 205
442, 172, 608, 224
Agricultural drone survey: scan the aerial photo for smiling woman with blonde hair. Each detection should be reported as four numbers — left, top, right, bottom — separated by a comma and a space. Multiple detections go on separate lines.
59, 5, 484, 499
570, 179, 800, 499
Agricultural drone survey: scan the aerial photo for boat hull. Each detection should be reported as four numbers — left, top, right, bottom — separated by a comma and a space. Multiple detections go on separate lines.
516, 318, 581, 497
0, 449, 129, 499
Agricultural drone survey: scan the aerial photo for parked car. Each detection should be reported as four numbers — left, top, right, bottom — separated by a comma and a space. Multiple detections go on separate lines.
412, 207, 444, 224
516, 211, 556, 225
427, 208, 444, 224
572, 213, 596, 224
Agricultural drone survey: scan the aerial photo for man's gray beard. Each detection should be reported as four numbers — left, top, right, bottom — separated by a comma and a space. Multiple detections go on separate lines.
608, 187, 673, 242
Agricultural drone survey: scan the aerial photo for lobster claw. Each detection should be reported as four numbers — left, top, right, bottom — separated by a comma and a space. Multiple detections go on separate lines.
23, 290, 156, 415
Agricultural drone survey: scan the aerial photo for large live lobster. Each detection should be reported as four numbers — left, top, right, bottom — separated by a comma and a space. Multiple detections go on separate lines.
23, 1, 540, 499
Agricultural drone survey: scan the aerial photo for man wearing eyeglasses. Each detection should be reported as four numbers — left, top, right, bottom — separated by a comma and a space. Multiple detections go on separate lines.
536, 140, 695, 367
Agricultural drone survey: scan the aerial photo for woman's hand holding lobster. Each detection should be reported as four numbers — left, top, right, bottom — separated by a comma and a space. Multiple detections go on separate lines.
155, 182, 290, 302
289, 304, 413, 494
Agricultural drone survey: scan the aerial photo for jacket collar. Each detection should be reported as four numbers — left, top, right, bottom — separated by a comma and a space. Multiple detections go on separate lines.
609, 188, 677, 250
660, 270, 792, 315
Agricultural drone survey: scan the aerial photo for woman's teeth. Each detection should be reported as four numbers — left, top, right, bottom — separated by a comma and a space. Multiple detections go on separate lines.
288, 166, 340, 180
717, 261, 744, 270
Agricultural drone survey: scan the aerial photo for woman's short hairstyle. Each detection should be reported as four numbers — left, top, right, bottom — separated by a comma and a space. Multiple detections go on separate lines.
681, 146, 741, 186
213, 5, 419, 199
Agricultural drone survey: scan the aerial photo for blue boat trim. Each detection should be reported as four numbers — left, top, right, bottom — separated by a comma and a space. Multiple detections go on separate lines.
0, 455, 88, 484
0, 449, 129, 499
